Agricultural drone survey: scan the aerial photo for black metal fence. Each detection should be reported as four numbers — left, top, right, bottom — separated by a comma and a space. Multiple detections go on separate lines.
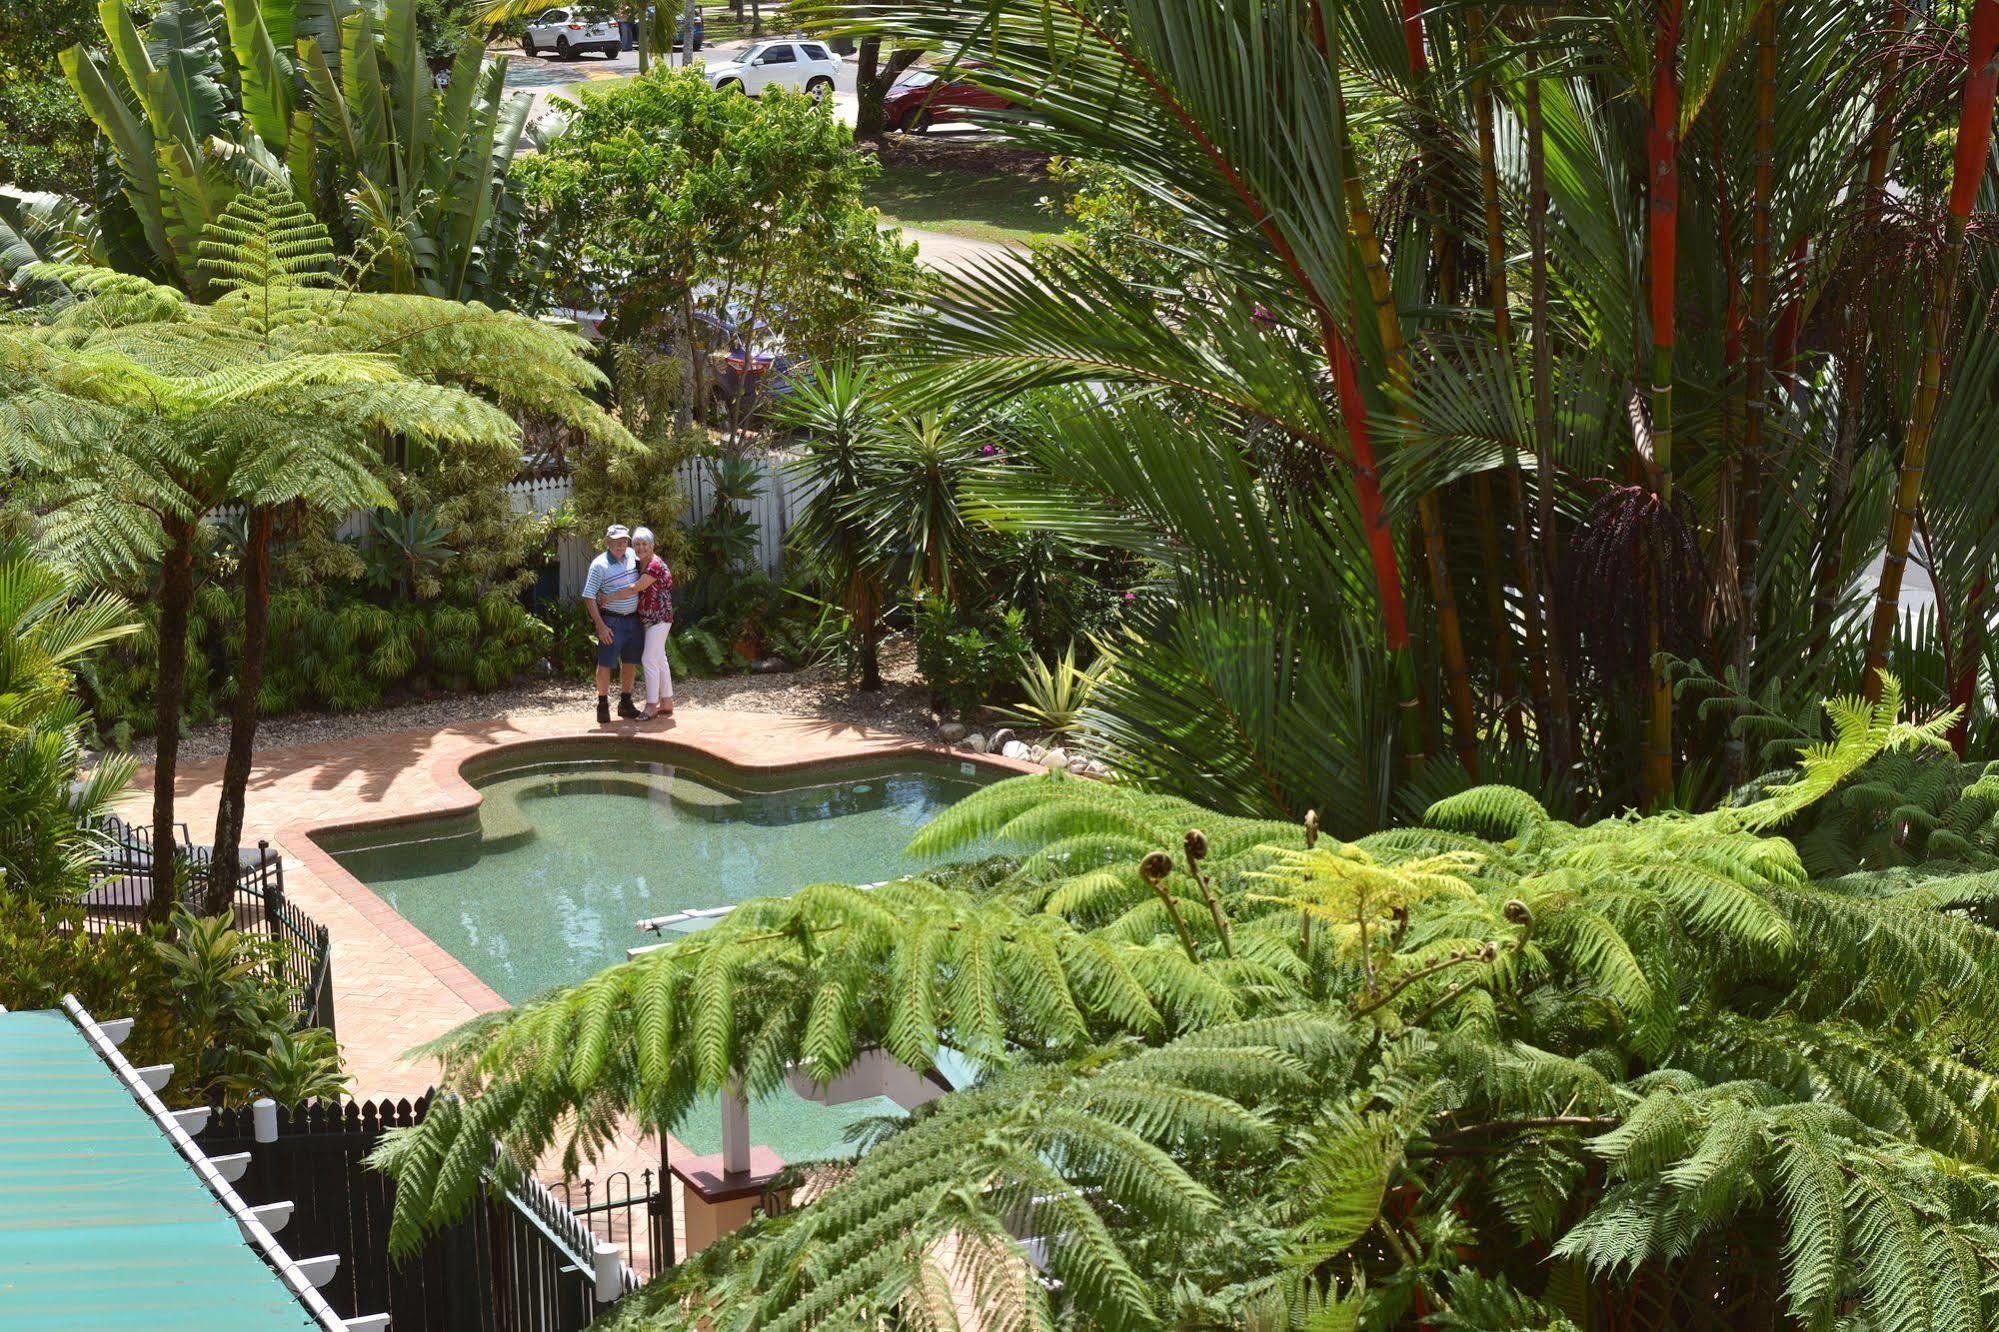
549, 1167, 676, 1280
200, 1095, 644, 1332
84, 822, 335, 1033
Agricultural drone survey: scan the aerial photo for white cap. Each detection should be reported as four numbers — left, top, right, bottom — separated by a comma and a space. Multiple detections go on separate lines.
606, 524, 630, 540
633, 526, 655, 543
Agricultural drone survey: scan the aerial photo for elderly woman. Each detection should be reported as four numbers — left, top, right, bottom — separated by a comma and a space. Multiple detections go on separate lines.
628, 527, 675, 718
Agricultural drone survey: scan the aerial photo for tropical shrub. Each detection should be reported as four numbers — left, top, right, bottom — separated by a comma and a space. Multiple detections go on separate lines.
567, 344, 702, 577
82, 585, 555, 743
912, 592, 1029, 715
778, 364, 1142, 686
0, 898, 345, 1109
29, 0, 530, 303
0, 0, 94, 193
0, 539, 138, 904
505, 68, 917, 373
372, 678, 1999, 1328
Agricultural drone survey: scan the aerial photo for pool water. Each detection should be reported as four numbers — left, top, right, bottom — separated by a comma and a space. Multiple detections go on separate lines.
325, 749, 991, 1160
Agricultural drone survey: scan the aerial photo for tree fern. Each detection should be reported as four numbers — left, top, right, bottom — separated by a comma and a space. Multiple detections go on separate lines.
368, 682, 1999, 1327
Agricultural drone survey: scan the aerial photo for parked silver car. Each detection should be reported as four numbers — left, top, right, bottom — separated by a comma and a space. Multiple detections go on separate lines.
522, 8, 621, 59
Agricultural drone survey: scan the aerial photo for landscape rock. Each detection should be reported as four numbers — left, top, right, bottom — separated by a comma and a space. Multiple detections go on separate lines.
987, 728, 1017, 753
1001, 740, 1032, 761
964, 733, 989, 753
1028, 744, 1048, 764
1044, 747, 1070, 771
938, 721, 969, 743
750, 656, 794, 675
1068, 754, 1093, 774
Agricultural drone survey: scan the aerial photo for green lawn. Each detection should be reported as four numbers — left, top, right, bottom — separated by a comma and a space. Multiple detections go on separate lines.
866, 159, 1068, 247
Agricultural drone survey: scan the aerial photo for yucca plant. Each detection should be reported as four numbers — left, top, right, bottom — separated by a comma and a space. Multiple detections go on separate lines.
992, 640, 1117, 737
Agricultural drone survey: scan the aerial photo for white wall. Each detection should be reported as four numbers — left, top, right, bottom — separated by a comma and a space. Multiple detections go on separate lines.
211, 454, 822, 599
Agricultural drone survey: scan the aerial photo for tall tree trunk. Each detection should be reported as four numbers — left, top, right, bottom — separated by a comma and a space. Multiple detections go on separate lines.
1864, 0, 1999, 701
1288, 0, 1428, 768
147, 518, 198, 924
1728, 0, 1777, 784
206, 506, 274, 915
1524, 56, 1576, 776
1811, 11, 1908, 658
1330, 48, 1480, 772
855, 37, 886, 139
1642, 0, 1683, 805
1471, 6, 1548, 744
1322, 312, 1426, 771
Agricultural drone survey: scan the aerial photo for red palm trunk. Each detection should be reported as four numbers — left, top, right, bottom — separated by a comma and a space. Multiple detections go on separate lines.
1864, 0, 1999, 700
1642, 0, 1682, 804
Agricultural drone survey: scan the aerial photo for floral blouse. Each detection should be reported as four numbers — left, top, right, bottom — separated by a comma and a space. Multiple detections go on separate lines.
637, 555, 673, 625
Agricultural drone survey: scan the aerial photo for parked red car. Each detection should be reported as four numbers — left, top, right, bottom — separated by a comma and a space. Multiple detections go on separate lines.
882, 62, 1012, 132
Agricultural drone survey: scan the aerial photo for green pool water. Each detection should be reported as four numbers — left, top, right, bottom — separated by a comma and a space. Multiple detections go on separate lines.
325, 747, 992, 1161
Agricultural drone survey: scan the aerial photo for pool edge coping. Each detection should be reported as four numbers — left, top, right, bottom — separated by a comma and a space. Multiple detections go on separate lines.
276, 724, 1044, 1020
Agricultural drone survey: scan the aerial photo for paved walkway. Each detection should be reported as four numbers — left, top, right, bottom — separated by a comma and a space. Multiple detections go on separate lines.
119, 704, 1030, 1099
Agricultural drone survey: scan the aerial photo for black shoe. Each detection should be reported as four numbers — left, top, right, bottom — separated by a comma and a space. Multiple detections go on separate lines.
617, 694, 642, 720
596, 696, 611, 724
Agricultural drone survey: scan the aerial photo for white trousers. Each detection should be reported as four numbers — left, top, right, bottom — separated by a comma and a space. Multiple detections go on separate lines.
641, 621, 673, 706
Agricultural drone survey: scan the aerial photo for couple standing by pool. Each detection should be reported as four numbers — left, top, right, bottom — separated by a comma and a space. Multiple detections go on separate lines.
582, 524, 674, 724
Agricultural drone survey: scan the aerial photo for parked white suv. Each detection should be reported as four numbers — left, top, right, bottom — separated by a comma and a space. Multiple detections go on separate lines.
522, 8, 621, 59
704, 38, 841, 96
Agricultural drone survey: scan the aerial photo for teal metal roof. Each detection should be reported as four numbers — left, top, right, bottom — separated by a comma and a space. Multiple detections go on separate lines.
0, 1009, 321, 1331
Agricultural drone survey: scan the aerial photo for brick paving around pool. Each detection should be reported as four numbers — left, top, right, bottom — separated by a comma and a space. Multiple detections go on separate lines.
121, 703, 1038, 1281
120, 706, 1037, 1097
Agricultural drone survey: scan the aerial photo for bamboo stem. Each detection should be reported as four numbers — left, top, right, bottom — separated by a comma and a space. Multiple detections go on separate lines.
1471, 6, 1549, 744
1730, 0, 1777, 783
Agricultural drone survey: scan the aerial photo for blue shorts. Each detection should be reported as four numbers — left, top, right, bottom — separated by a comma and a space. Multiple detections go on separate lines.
597, 612, 644, 668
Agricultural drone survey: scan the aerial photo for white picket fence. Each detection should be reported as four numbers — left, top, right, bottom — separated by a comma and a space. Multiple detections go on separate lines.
211, 455, 822, 599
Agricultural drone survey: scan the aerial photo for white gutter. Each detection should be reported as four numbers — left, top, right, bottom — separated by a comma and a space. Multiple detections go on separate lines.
60, 994, 388, 1332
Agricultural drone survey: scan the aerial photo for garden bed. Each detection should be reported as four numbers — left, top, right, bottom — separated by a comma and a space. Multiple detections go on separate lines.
114, 640, 939, 767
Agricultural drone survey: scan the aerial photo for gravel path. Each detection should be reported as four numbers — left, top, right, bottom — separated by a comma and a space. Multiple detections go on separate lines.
121, 639, 939, 767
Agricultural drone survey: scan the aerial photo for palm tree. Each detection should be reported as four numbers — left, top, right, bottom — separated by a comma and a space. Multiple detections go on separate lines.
1, 192, 632, 915
796, 0, 1975, 818
0, 539, 139, 906
777, 364, 899, 690
33, 0, 529, 302
1862, 0, 1999, 703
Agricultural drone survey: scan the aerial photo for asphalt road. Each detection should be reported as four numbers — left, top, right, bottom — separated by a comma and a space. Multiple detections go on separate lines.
501, 37, 862, 125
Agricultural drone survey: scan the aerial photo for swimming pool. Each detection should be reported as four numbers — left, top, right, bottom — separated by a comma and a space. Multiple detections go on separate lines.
322, 745, 993, 1160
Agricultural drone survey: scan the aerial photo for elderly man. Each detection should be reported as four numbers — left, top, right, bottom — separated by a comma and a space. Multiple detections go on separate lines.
582, 524, 645, 724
